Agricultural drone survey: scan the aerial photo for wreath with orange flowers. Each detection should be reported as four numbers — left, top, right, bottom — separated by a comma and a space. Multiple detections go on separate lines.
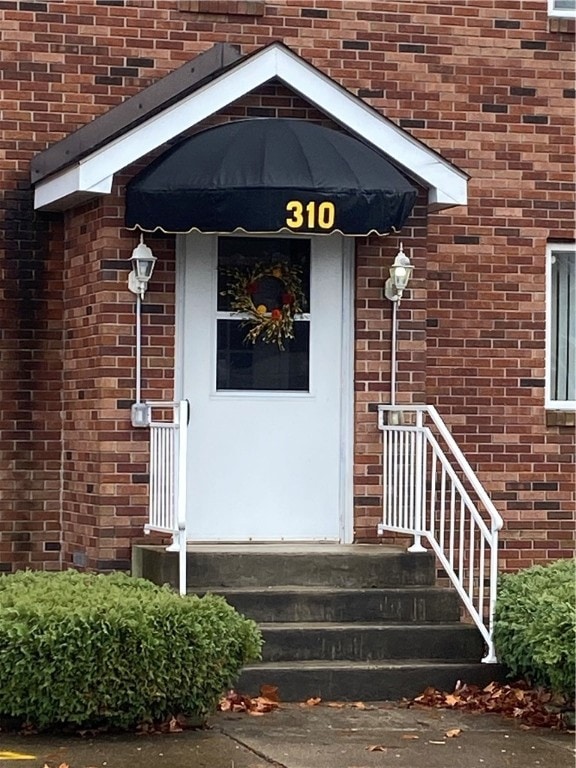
220, 261, 306, 349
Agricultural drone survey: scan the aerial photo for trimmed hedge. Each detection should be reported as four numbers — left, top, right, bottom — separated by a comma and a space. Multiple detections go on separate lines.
0, 570, 262, 729
494, 559, 575, 697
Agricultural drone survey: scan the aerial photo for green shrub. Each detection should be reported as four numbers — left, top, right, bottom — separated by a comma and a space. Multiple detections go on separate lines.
0, 570, 262, 730
494, 559, 575, 697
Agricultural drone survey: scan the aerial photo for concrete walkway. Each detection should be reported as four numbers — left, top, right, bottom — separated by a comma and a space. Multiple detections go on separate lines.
0, 702, 573, 768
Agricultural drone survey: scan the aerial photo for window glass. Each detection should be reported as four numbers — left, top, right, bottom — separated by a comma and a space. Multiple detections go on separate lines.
216, 237, 311, 392
217, 237, 310, 311
548, 246, 576, 406
217, 321, 309, 391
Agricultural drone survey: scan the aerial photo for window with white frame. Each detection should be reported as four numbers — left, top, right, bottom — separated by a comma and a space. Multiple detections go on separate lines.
548, 0, 576, 17
546, 243, 576, 409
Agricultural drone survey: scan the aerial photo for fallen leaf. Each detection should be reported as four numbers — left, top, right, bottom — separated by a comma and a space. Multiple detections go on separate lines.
366, 745, 387, 752
327, 702, 346, 708
251, 696, 280, 713
445, 728, 461, 738
305, 697, 322, 706
351, 701, 367, 709
260, 684, 279, 702
444, 694, 460, 707
401, 733, 419, 740
168, 717, 183, 733
41, 765, 69, 768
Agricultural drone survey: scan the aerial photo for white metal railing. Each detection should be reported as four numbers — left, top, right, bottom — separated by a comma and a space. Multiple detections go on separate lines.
145, 400, 189, 596
378, 404, 503, 663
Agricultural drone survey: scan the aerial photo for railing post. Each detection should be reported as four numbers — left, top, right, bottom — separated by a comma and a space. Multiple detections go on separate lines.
408, 409, 427, 553
176, 400, 188, 597
482, 521, 499, 663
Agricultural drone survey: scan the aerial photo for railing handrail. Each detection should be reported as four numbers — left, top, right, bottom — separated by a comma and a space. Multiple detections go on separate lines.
425, 405, 503, 532
378, 403, 501, 663
378, 404, 503, 531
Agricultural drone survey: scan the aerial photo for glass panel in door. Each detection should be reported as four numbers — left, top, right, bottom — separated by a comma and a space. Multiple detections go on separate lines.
216, 237, 311, 392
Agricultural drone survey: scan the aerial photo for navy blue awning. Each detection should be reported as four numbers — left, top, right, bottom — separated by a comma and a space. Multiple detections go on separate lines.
125, 118, 417, 236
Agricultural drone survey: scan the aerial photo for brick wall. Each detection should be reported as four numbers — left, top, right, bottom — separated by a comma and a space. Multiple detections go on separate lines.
353, 200, 429, 542
0, 0, 574, 572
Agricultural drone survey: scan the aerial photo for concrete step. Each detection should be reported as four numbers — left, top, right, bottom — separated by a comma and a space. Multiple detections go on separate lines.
133, 543, 502, 701
133, 544, 437, 589
258, 622, 484, 662
196, 586, 461, 623
237, 660, 506, 702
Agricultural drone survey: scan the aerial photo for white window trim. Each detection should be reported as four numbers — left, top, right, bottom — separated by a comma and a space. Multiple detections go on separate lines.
548, 0, 576, 18
545, 242, 576, 410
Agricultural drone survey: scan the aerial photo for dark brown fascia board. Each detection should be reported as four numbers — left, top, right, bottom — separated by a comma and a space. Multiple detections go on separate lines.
30, 42, 242, 184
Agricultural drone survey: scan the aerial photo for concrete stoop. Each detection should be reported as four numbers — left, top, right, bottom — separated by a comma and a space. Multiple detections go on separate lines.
133, 544, 504, 701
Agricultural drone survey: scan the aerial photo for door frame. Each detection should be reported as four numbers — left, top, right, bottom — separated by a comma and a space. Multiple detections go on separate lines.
174, 231, 355, 544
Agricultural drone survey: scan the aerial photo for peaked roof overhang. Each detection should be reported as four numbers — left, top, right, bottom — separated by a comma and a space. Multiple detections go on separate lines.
32, 41, 468, 213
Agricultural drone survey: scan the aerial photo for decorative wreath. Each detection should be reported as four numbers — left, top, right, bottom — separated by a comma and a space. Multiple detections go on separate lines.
220, 260, 306, 350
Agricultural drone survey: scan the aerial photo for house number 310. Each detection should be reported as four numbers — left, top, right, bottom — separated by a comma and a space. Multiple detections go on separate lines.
285, 200, 336, 230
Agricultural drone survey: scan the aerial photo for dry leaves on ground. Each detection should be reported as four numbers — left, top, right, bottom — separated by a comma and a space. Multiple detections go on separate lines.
42, 764, 76, 768
299, 698, 375, 711
218, 686, 280, 716
134, 714, 199, 735
302, 697, 322, 707
410, 680, 574, 730
222, 690, 380, 715
43, 764, 98, 768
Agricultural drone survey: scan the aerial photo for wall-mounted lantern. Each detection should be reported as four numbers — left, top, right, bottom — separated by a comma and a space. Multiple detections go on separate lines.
384, 243, 413, 302
128, 236, 157, 298
385, 244, 413, 410
128, 235, 156, 427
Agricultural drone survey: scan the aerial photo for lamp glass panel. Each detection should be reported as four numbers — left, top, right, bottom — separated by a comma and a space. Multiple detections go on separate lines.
138, 259, 155, 279
391, 265, 411, 291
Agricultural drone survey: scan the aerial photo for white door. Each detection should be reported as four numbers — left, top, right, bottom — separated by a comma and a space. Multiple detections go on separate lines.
178, 232, 351, 541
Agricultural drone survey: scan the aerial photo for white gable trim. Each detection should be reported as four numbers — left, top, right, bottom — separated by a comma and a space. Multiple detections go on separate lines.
33, 44, 467, 212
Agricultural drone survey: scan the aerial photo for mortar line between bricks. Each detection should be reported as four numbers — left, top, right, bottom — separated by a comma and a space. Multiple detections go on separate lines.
214, 726, 289, 767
